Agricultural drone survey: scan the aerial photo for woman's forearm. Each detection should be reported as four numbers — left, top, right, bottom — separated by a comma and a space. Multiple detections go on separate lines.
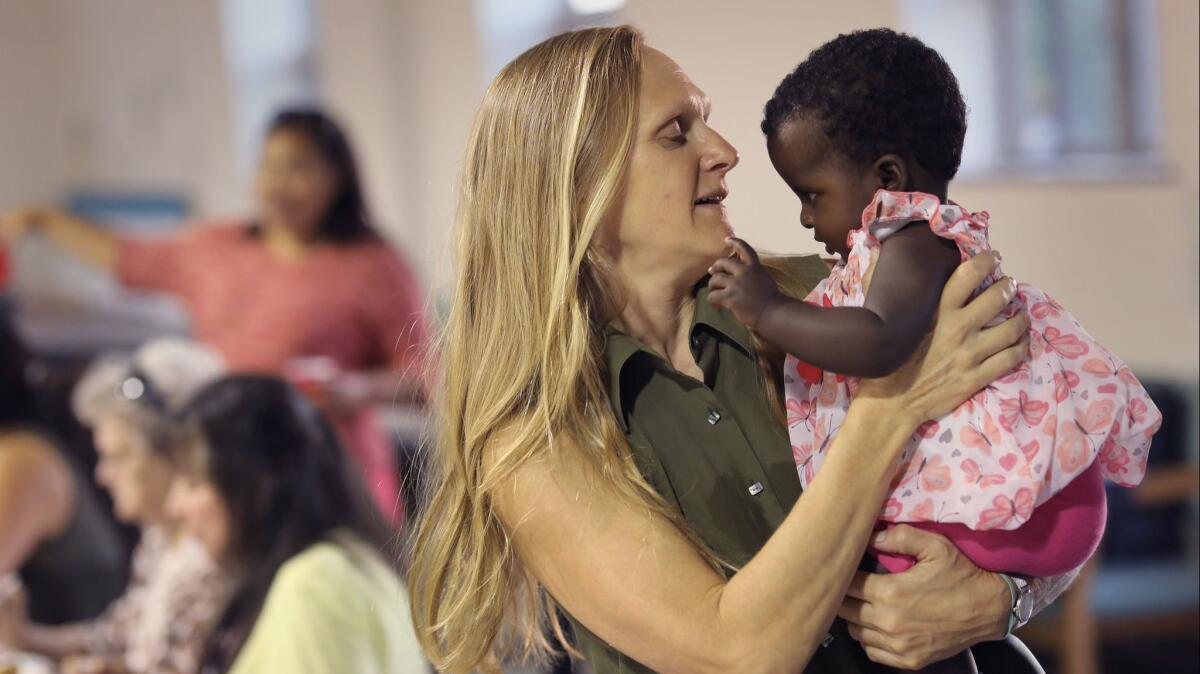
20, 622, 96, 659
714, 398, 916, 670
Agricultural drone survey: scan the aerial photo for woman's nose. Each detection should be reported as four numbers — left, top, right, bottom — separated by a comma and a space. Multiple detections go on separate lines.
163, 482, 183, 518
701, 130, 739, 174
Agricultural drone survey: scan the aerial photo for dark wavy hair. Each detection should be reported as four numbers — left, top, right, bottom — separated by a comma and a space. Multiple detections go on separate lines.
177, 375, 394, 672
260, 108, 379, 244
762, 28, 967, 182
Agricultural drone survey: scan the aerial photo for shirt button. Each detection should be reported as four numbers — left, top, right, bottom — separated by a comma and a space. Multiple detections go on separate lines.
706, 409, 722, 425
690, 334, 701, 349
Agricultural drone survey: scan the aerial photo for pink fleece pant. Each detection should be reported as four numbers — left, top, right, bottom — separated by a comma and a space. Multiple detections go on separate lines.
873, 460, 1107, 576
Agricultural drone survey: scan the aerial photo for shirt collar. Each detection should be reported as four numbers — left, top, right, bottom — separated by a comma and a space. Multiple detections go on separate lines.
603, 281, 755, 431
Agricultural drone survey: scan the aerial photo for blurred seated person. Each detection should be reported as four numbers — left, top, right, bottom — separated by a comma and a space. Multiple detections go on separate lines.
0, 339, 229, 674
0, 305, 125, 627
166, 375, 425, 673
0, 109, 430, 526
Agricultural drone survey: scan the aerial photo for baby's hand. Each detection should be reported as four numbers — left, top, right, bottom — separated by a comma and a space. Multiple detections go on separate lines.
707, 237, 780, 329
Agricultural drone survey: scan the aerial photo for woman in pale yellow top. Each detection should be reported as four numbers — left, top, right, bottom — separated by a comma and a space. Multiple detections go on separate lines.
165, 375, 425, 674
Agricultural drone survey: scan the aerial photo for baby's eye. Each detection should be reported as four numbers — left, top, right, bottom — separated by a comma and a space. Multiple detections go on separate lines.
799, 191, 817, 204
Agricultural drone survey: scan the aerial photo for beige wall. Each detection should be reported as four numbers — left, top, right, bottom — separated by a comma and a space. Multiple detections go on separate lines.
0, 0, 241, 215
316, 0, 484, 281
0, 1, 68, 206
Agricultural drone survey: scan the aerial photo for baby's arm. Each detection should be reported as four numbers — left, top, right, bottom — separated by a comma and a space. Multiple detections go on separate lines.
707, 229, 959, 378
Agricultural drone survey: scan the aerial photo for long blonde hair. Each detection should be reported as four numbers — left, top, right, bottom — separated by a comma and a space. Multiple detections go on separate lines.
407, 26, 721, 672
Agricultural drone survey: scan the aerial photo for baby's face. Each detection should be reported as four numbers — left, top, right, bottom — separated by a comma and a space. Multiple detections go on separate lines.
766, 116, 878, 259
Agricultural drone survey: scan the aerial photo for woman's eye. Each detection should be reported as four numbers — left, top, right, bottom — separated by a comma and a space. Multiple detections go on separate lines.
659, 120, 686, 146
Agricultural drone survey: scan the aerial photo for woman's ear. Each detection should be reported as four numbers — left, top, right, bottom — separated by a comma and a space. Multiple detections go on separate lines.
872, 154, 908, 191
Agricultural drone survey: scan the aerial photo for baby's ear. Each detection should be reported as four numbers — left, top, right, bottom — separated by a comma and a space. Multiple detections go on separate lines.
872, 154, 908, 191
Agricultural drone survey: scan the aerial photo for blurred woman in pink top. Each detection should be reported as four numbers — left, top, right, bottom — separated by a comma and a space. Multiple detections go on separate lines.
0, 109, 428, 526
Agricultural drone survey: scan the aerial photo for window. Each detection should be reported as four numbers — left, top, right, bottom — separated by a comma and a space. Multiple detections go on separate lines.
900, 0, 1161, 180
475, 0, 626, 83
219, 0, 320, 176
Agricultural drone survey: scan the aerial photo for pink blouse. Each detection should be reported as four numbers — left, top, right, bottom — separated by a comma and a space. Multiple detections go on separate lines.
117, 221, 429, 523
116, 221, 427, 375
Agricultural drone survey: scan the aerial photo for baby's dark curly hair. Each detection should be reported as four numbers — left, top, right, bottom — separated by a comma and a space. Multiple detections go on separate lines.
762, 28, 967, 183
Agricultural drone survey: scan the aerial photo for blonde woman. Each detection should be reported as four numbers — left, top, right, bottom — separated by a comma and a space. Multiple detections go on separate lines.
411, 27, 1060, 674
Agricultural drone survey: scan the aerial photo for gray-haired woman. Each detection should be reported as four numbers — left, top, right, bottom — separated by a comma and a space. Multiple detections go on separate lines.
1, 339, 231, 674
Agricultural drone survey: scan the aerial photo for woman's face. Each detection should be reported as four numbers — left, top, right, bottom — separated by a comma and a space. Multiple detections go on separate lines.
254, 129, 340, 241
602, 47, 740, 280
93, 414, 174, 524
164, 456, 231, 563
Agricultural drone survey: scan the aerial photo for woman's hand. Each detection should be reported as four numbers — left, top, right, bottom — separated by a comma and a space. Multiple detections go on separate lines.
60, 655, 129, 674
285, 357, 421, 417
0, 206, 74, 241
854, 252, 1029, 426
0, 207, 59, 244
838, 525, 1010, 669
313, 372, 373, 418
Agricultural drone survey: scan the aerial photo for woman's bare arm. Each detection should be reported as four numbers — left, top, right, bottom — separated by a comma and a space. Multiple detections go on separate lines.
0, 207, 118, 271
0, 433, 74, 575
493, 395, 913, 674
494, 254, 1026, 674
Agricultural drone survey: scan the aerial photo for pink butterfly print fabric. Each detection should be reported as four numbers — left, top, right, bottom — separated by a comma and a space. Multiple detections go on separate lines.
783, 190, 1163, 531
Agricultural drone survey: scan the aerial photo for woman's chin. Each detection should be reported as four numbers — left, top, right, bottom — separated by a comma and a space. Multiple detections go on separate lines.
262, 216, 318, 239
114, 504, 139, 524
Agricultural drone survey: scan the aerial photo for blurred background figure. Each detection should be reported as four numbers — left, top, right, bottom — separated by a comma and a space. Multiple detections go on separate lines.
0, 305, 125, 628
0, 1, 1194, 673
0, 338, 228, 674
166, 374, 424, 674
0, 109, 428, 526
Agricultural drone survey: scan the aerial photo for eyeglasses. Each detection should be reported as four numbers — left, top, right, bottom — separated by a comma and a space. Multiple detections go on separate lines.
115, 364, 168, 411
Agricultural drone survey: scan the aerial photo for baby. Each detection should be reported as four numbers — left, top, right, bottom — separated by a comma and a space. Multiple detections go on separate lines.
708, 25, 1161, 637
